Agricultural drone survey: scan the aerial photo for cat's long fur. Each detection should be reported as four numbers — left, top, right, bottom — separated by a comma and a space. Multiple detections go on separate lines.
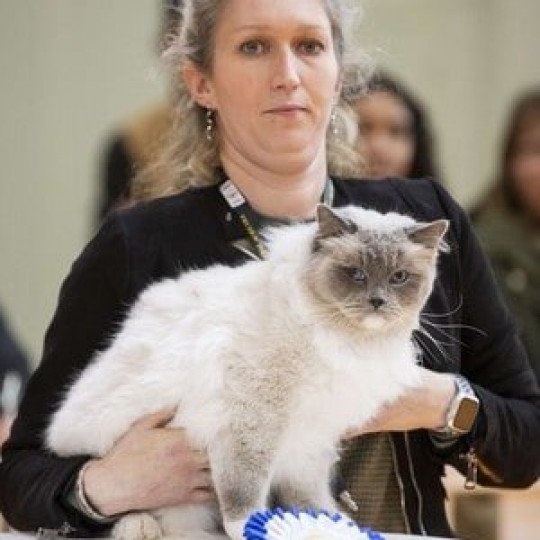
46, 205, 448, 540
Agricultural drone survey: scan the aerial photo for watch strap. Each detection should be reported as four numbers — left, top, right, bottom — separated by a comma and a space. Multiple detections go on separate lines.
434, 375, 479, 438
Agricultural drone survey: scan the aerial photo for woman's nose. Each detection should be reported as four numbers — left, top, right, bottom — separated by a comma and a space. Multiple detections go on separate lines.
271, 47, 301, 91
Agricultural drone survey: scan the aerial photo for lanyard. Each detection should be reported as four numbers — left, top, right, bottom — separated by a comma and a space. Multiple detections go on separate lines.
219, 176, 335, 260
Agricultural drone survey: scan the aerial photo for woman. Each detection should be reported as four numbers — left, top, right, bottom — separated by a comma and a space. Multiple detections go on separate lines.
472, 88, 540, 383
0, 1, 538, 538
352, 71, 441, 181
97, 0, 183, 221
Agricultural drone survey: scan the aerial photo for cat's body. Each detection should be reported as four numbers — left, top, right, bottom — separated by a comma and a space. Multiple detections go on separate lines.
46, 205, 447, 540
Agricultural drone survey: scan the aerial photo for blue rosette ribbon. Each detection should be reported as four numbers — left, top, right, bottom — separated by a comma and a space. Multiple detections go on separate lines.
243, 508, 386, 539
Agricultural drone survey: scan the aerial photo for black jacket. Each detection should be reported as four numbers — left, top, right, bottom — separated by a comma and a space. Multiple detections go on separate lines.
1, 178, 539, 537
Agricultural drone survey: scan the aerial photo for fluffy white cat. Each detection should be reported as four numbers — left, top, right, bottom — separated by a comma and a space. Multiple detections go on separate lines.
46, 205, 448, 540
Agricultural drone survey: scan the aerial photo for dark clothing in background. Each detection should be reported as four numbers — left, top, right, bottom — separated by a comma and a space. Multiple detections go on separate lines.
0, 308, 30, 414
1, 178, 539, 537
98, 136, 133, 221
473, 206, 540, 383
97, 105, 173, 221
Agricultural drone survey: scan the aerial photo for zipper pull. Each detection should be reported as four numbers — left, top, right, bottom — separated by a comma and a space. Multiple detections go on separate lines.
460, 447, 478, 490
339, 489, 359, 512
37, 522, 76, 538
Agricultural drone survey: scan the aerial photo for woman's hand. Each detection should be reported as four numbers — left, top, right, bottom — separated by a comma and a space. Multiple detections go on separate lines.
343, 368, 456, 439
83, 408, 214, 517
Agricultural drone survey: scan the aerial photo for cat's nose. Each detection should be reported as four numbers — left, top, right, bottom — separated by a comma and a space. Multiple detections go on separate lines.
369, 297, 385, 309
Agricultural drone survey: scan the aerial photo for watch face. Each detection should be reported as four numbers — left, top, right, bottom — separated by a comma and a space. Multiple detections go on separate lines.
454, 396, 479, 432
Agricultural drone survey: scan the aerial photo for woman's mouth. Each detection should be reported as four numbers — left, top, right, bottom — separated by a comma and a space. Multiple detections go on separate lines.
263, 105, 308, 116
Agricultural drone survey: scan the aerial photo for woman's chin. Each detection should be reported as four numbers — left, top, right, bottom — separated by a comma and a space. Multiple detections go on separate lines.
261, 133, 324, 160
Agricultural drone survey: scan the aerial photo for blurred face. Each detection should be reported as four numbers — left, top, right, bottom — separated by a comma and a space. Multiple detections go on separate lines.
185, 0, 340, 174
355, 91, 415, 179
511, 122, 540, 220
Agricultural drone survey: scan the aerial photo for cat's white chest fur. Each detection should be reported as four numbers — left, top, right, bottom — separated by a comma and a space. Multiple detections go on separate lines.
275, 328, 420, 466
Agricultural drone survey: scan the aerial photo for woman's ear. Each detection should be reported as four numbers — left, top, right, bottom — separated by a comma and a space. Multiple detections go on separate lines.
182, 61, 217, 109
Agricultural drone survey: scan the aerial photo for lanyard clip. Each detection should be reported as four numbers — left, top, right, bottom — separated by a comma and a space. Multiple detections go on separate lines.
460, 447, 478, 490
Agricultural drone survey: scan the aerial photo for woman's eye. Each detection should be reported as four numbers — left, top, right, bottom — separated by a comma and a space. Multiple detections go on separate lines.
297, 39, 325, 55
345, 267, 367, 283
239, 40, 267, 55
358, 122, 373, 136
390, 123, 413, 140
390, 270, 409, 285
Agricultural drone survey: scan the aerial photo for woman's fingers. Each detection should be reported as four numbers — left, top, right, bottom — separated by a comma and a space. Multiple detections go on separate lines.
193, 468, 213, 489
192, 451, 210, 468
132, 407, 177, 430
190, 487, 216, 503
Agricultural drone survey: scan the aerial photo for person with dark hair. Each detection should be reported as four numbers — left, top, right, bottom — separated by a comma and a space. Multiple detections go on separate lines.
352, 71, 441, 181
97, 0, 183, 221
472, 88, 540, 383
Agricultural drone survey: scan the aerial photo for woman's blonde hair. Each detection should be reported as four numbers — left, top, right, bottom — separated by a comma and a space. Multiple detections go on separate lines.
133, 0, 370, 201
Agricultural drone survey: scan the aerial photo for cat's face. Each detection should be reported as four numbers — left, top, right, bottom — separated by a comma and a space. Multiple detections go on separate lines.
304, 205, 448, 334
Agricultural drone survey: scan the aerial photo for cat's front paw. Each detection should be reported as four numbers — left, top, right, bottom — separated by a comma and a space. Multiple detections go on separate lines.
223, 518, 246, 540
111, 512, 163, 540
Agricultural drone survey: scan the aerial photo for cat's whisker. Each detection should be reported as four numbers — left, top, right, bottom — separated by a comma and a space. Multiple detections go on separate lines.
412, 333, 444, 368
418, 326, 455, 349
421, 295, 464, 319
419, 334, 455, 348
414, 327, 453, 367
419, 318, 469, 347
422, 319, 487, 337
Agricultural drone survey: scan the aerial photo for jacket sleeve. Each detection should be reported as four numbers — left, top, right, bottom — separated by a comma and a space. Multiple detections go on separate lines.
0, 216, 132, 535
432, 181, 540, 488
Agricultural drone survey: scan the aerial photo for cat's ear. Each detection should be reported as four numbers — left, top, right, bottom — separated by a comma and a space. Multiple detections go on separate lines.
406, 219, 449, 251
316, 204, 357, 240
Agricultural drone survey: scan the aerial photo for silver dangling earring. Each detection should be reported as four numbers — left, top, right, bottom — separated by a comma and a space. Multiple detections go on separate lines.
330, 108, 338, 136
206, 108, 214, 141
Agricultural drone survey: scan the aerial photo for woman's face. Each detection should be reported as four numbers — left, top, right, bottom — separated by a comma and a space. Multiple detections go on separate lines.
355, 91, 415, 179
187, 0, 340, 174
511, 122, 540, 220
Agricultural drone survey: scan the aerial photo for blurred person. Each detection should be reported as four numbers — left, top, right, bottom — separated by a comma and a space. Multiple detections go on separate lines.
472, 88, 540, 383
0, 306, 30, 447
0, 1, 538, 539
352, 71, 441, 181
97, 0, 183, 221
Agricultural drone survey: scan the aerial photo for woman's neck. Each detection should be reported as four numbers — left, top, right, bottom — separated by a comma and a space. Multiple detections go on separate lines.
220, 149, 328, 220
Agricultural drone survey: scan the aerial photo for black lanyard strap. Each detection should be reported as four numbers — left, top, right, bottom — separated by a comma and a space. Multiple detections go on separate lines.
219, 176, 334, 260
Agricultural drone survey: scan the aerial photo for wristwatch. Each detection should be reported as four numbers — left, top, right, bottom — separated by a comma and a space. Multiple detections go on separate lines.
436, 375, 480, 437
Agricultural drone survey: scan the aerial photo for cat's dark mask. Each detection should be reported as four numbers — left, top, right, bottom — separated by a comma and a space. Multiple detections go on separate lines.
305, 204, 449, 334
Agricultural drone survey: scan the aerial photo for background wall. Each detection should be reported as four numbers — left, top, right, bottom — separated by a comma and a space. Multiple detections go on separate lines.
0, 0, 539, 362
0, 0, 164, 362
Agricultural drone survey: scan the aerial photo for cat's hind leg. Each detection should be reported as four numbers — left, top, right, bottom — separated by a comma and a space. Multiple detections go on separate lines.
209, 427, 279, 540
274, 452, 341, 514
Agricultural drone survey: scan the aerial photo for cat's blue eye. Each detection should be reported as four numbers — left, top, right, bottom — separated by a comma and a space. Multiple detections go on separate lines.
345, 267, 367, 283
389, 270, 409, 285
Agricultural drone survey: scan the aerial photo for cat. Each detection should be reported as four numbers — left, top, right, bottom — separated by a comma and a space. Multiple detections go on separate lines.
46, 204, 448, 540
